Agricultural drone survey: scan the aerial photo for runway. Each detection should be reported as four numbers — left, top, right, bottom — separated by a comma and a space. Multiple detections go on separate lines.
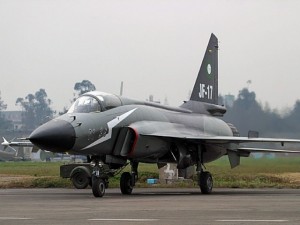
0, 188, 300, 225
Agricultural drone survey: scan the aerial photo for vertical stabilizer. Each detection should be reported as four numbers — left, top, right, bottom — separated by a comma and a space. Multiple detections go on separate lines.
190, 33, 218, 104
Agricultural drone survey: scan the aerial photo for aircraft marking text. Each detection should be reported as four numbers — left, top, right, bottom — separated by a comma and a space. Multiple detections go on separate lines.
82, 108, 137, 150
199, 83, 213, 100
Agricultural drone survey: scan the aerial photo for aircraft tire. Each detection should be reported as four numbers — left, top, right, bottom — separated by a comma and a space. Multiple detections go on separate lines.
71, 172, 90, 189
92, 178, 106, 197
199, 171, 213, 194
120, 172, 133, 195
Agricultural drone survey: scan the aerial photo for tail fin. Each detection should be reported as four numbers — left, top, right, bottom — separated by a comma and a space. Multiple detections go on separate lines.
190, 33, 218, 104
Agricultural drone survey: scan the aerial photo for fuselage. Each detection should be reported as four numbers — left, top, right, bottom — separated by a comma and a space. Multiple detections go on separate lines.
29, 92, 234, 165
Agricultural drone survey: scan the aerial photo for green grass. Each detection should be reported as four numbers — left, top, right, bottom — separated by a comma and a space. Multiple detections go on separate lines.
0, 162, 71, 188
207, 156, 300, 173
0, 161, 63, 176
1, 156, 300, 188
206, 156, 300, 188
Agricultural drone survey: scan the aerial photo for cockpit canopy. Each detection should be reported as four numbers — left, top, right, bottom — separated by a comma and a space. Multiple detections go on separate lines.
67, 91, 122, 113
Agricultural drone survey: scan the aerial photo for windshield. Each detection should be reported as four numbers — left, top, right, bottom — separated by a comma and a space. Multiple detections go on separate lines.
68, 96, 101, 113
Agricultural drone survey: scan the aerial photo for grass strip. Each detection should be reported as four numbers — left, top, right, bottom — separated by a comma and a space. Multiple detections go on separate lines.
1, 157, 300, 189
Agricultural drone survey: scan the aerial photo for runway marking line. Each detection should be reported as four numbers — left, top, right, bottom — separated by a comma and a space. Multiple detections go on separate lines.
0, 217, 32, 220
88, 219, 159, 222
216, 220, 289, 222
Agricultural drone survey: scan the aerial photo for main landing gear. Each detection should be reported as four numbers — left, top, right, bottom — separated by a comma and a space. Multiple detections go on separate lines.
197, 146, 213, 194
120, 172, 133, 194
199, 171, 213, 194
120, 161, 138, 195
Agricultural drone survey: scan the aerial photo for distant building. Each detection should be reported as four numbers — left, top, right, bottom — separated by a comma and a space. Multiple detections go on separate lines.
2, 111, 23, 130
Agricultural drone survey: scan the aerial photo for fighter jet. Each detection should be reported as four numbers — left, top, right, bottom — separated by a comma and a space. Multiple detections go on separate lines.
5, 34, 300, 197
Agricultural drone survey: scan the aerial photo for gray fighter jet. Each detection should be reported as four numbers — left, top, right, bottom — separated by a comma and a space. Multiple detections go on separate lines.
5, 34, 300, 197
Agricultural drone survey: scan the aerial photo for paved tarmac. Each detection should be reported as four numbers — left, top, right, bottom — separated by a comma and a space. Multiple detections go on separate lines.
0, 188, 300, 225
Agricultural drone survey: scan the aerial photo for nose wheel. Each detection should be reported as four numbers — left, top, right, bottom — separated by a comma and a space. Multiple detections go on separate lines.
92, 178, 106, 197
91, 159, 109, 198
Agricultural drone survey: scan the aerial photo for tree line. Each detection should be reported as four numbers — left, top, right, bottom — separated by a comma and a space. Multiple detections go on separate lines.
221, 88, 300, 138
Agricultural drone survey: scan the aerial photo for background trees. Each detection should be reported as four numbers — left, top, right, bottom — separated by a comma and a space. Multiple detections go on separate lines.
73, 80, 96, 101
74, 80, 96, 95
224, 88, 266, 136
59, 80, 97, 115
0, 91, 11, 130
222, 88, 299, 138
16, 89, 55, 130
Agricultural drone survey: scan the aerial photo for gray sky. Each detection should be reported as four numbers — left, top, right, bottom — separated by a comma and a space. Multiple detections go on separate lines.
1, 0, 300, 112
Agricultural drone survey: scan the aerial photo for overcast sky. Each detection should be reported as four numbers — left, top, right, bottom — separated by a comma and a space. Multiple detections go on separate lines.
1, 0, 300, 113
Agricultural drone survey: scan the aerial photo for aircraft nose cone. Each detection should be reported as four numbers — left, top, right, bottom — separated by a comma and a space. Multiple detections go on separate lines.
29, 119, 76, 152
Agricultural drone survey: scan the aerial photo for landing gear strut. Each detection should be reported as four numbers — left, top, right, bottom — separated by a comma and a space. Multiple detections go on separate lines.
197, 145, 213, 194
91, 159, 109, 198
120, 161, 138, 195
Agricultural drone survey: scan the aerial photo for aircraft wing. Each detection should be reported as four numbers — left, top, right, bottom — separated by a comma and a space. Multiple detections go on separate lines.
146, 132, 300, 152
237, 147, 300, 153
129, 121, 300, 169
129, 121, 300, 146
147, 133, 300, 145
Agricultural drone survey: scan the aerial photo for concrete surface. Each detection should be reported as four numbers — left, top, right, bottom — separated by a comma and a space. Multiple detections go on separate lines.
0, 188, 300, 225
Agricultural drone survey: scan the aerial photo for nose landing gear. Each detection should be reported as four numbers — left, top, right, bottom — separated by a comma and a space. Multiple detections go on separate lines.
92, 177, 106, 197
91, 160, 110, 198
91, 160, 138, 198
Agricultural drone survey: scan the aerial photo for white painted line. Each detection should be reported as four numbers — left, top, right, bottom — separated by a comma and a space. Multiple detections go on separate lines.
0, 217, 32, 220
216, 220, 288, 222
88, 219, 159, 222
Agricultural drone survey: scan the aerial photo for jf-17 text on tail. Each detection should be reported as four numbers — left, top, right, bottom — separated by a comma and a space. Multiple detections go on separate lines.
3, 33, 300, 197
